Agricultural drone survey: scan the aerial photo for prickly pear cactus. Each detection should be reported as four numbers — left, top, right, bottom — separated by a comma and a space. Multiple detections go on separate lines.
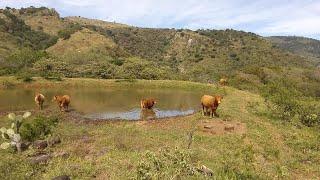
0, 112, 31, 152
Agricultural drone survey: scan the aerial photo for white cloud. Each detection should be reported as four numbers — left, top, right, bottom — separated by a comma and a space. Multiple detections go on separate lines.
0, 0, 319, 39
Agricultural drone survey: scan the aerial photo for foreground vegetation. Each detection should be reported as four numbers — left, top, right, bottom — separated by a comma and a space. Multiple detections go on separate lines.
0, 78, 319, 179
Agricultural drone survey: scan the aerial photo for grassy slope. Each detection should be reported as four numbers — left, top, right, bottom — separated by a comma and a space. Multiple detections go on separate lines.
47, 28, 118, 56
11, 7, 66, 36
0, 78, 319, 179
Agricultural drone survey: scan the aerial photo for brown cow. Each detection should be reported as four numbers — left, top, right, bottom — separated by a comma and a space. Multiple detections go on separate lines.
52, 95, 71, 112
219, 78, 228, 86
201, 95, 223, 117
34, 93, 45, 110
140, 98, 157, 109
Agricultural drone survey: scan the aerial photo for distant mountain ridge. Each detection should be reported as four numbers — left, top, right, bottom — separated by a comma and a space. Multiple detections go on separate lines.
267, 36, 320, 64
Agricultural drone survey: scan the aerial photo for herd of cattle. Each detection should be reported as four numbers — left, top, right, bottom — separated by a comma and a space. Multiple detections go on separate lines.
35, 92, 223, 118
34, 79, 227, 117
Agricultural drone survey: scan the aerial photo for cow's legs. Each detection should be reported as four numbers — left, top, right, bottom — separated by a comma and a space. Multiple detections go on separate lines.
202, 104, 205, 116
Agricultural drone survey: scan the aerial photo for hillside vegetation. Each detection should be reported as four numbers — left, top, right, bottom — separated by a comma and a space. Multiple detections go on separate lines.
268, 36, 320, 65
0, 7, 319, 95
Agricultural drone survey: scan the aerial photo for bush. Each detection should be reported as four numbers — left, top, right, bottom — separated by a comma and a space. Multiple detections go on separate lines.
298, 106, 320, 127
21, 76, 33, 83
262, 80, 301, 121
6, 48, 48, 71
119, 57, 172, 80
15, 72, 35, 83
136, 148, 201, 179
58, 23, 82, 40
19, 116, 59, 142
110, 58, 124, 66
1, 80, 15, 89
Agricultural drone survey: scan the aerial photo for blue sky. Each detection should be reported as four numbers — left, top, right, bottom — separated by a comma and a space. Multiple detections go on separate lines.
1, 0, 319, 39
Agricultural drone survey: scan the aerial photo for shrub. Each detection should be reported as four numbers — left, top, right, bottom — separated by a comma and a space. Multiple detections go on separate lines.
110, 58, 124, 66
119, 57, 172, 80
298, 106, 320, 127
6, 48, 48, 71
16, 74, 34, 83
57, 23, 82, 40
1, 80, 15, 89
262, 80, 301, 121
19, 116, 59, 142
136, 148, 201, 179
21, 76, 33, 83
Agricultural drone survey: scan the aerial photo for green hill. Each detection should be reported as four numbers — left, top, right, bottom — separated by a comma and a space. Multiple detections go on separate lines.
0, 7, 319, 97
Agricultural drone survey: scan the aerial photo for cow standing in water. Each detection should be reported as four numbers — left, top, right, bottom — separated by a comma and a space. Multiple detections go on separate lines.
140, 98, 157, 109
53, 95, 71, 112
35, 93, 45, 110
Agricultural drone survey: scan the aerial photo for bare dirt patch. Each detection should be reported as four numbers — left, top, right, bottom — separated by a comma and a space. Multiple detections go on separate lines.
198, 119, 246, 135
136, 115, 246, 136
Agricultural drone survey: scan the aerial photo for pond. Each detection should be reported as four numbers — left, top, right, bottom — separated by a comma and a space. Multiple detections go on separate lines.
0, 86, 204, 120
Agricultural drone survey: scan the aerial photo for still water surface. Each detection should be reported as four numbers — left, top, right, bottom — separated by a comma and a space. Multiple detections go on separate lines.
0, 87, 204, 120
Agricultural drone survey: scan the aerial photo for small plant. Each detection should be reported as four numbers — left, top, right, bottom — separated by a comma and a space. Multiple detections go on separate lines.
298, 106, 320, 127
16, 74, 34, 83
0, 112, 31, 152
22, 76, 33, 82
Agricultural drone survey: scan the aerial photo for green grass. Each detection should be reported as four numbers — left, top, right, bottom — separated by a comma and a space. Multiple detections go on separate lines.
0, 78, 319, 179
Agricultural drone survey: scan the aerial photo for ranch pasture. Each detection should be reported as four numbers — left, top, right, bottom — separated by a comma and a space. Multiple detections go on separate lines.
0, 77, 319, 179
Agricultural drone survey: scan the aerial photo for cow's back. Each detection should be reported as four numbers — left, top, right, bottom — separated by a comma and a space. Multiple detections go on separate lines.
201, 95, 214, 107
62, 95, 71, 104
35, 94, 45, 103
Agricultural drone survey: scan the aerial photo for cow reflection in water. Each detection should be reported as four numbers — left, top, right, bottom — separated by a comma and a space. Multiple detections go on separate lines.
140, 109, 156, 120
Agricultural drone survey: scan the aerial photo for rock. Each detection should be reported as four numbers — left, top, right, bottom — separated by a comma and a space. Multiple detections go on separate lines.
52, 175, 71, 180
54, 152, 70, 159
224, 124, 235, 131
48, 136, 61, 146
204, 125, 213, 129
198, 165, 214, 176
187, 38, 193, 46
30, 154, 51, 164
33, 140, 48, 150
